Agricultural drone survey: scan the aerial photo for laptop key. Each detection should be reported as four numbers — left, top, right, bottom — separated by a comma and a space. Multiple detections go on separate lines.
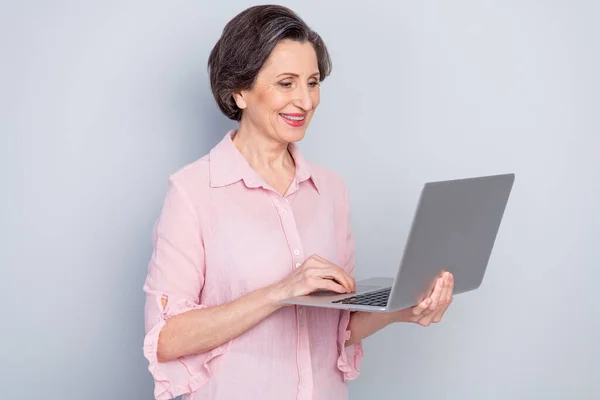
332, 288, 391, 306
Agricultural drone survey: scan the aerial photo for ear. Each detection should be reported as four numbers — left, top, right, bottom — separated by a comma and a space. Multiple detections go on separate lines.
233, 91, 247, 110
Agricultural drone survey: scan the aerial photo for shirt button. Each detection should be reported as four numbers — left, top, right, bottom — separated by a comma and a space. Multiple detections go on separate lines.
280, 208, 287, 215
294, 250, 300, 255
295, 263, 301, 268
298, 308, 303, 315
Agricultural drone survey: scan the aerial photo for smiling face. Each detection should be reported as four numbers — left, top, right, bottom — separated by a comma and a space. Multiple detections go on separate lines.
233, 39, 321, 144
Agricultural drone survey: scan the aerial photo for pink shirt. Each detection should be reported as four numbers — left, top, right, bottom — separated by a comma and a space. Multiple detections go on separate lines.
143, 131, 364, 400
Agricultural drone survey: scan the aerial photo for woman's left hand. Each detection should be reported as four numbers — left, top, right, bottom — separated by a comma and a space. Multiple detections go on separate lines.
391, 271, 454, 326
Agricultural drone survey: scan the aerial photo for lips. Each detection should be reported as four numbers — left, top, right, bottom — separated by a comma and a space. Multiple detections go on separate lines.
280, 113, 306, 127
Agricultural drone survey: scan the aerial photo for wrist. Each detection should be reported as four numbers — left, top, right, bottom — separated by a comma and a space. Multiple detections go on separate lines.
264, 282, 288, 309
381, 310, 398, 325
353, 310, 396, 326
388, 308, 410, 324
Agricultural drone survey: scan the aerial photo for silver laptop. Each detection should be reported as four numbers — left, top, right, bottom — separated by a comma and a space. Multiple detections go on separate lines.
281, 173, 515, 312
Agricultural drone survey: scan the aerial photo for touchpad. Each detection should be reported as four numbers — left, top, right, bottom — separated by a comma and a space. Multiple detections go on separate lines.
355, 284, 384, 294
309, 284, 383, 297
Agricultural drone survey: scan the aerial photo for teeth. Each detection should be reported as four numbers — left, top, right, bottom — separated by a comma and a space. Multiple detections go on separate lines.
281, 114, 305, 121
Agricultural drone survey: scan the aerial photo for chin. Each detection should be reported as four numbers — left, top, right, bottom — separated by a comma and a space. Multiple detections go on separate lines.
275, 119, 311, 143
278, 127, 307, 143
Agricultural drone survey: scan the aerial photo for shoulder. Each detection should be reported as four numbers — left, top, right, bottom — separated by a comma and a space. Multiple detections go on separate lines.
169, 154, 209, 184
164, 154, 211, 202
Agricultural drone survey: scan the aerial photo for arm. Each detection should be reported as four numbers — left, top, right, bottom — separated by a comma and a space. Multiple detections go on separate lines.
345, 272, 455, 346
144, 179, 355, 399
158, 284, 281, 362
345, 311, 394, 347
158, 255, 355, 361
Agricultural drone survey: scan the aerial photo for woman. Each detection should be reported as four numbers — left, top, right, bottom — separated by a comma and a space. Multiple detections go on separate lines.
143, 5, 454, 400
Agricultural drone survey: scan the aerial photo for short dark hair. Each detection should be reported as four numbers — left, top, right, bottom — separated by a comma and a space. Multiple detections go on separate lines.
207, 5, 332, 121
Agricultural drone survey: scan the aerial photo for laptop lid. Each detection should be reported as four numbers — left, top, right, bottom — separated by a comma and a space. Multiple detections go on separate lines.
386, 173, 515, 311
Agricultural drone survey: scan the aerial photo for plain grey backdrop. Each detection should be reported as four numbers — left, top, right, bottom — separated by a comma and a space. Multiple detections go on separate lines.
1, 1, 598, 399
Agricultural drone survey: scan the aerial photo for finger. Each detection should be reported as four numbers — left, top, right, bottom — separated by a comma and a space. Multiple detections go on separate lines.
428, 275, 445, 311
320, 266, 355, 293
310, 277, 347, 294
443, 273, 453, 303
429, 274, 449, 322
336, 268, 356, 292
310, 256, 355, 291
431, 297, 451, 323
437, 273, 450, 305
310, 254, 356, 292
305, 266, 350, 292
432, 273, 454, 323
331, 269, 355, 293
411, 297, 432, 317
443, 273, 453, 305
431, 300, 451, 323
430, 273, 451, 322
417, 275, 447, 325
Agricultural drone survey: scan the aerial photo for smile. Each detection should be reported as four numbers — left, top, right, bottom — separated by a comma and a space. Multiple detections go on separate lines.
280, 113, 305, 121
279, 113, 307, 127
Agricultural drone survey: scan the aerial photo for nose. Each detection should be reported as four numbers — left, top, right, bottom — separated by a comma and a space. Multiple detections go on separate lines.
292, 84, 313, 111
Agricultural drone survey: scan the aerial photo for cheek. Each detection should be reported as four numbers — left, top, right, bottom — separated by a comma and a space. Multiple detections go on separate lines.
258, 90, 290, 113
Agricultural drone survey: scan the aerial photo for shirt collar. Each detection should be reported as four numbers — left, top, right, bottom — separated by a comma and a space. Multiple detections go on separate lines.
209, 130, 321, 193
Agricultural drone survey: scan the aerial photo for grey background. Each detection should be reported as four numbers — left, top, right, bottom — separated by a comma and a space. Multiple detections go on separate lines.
1, 1, 598, 399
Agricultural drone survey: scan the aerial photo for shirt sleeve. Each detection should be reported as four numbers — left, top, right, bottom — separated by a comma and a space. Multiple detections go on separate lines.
142, 178, 228, 400
336, 184, 364, 381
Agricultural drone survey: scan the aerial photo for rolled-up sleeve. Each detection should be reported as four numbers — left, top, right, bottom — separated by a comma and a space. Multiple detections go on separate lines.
335, 184, 364, 380
142, 178, 227, 400
337, 310, 364, 381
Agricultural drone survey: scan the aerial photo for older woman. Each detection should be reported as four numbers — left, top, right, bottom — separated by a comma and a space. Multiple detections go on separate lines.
143, 5, 454, 400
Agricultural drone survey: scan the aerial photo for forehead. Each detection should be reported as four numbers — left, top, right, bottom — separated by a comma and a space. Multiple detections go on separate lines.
260, 39, 319, 75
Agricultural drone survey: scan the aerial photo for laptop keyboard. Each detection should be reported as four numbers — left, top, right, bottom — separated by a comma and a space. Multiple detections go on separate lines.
332, 287, 391, 307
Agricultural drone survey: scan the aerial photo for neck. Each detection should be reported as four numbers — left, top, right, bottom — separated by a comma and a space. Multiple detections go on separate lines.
232, 122, 294, 172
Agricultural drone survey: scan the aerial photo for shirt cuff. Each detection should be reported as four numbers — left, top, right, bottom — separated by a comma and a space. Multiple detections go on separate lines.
143, 296, 230, 399
336, 310, 364, 381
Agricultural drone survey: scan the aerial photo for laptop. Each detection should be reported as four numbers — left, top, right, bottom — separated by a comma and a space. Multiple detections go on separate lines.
280, 173, 515, 312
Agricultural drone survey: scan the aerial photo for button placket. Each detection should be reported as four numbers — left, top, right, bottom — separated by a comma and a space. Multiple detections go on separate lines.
269, 193, 305, 273
267, 191, 313, 398
295, 304, 313, 399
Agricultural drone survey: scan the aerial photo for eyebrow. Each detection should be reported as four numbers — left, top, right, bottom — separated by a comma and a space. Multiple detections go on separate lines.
277, 72, 321, 78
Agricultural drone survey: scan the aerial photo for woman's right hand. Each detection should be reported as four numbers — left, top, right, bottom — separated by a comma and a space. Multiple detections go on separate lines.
271, 254, 356, 302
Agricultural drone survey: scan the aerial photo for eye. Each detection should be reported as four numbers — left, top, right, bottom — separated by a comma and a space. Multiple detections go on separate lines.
278, 81, 293, 88
308, 81, 320, 88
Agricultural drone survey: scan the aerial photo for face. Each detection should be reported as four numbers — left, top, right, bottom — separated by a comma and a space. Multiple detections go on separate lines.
233, 39, 321, 144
